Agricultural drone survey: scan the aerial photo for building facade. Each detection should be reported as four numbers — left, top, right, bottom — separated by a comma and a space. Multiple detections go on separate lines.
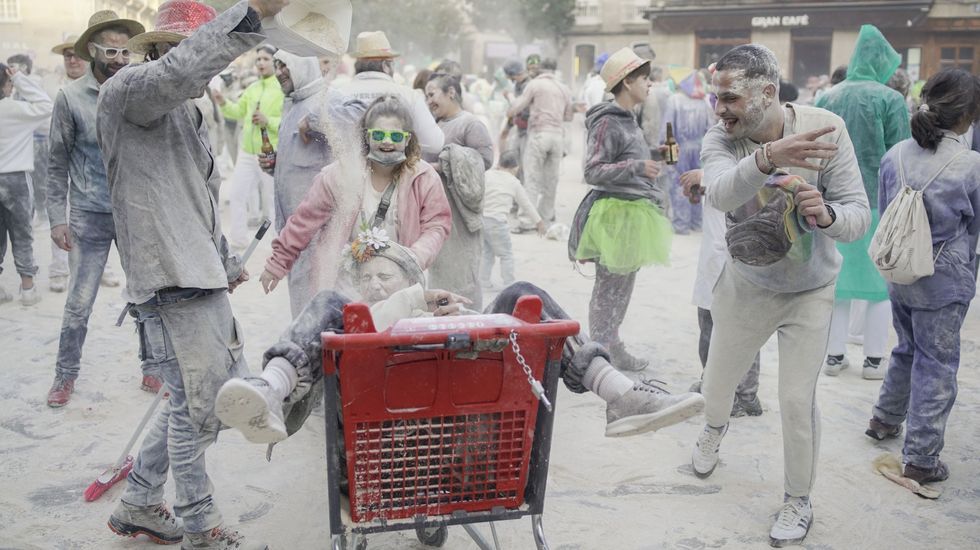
560, 0, 980, 88
1, 0, 160, 72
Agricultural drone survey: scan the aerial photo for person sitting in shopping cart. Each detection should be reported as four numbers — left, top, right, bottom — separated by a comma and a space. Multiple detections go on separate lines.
216, 230, 705, 444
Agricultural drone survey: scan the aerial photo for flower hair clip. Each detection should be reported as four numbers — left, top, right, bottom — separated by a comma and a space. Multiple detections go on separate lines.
344, 224, 392, 264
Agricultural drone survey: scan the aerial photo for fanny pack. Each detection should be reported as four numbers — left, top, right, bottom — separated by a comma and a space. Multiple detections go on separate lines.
725, 174, 806, 267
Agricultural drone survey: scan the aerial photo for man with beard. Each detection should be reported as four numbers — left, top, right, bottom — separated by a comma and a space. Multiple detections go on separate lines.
44, 10, 150, 408
261, 49, 365, 317
691, 44, 868, 546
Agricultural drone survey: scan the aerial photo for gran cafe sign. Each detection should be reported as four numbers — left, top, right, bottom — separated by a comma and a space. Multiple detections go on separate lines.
751, 14, 810, 28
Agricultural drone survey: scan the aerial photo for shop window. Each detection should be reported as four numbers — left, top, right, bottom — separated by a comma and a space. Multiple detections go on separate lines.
575, 0, 601, 25
696, 31, 750, 69
622, 1, 647, 23
0, 0, 20, 22
574, 43, 596, 84
790, 30, 832, 87
939, 46, 974, 73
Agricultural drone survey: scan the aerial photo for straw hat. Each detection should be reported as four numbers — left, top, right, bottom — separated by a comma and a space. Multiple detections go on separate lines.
51, 35, 81, 55
600, 47, 651, 93
352, 31, 399, 59
74, 10, 145, 61
127, 0, 217, 55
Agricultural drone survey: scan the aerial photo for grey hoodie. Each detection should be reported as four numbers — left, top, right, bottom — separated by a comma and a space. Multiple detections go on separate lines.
584, 101, 668, 209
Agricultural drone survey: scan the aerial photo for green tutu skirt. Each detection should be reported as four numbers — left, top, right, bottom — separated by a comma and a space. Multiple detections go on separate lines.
575, 197, 672, 274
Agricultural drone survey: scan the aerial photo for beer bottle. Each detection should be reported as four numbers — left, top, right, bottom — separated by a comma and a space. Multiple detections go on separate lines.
260, 127, 274, 156
664, 122, 679, 165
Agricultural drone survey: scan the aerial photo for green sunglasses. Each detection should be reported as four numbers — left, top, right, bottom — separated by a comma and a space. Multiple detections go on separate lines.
367, 128, 411, 143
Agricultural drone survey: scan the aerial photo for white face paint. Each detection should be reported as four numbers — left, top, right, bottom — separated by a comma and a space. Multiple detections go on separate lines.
712, 69, 775, 139
357, 256, 411, 304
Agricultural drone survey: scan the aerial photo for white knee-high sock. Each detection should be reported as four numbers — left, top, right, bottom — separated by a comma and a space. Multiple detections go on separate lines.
581, 356, 634, 403
863, 299, 892, 359
259, 357, 299, 402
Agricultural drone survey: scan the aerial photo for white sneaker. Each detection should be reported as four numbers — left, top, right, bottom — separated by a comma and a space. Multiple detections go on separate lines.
0, 286, 12, 304
215, 377, 287, 444
692, 423, 728, 478
769, 496, 813, 547
862, 357, 885, 380
100, 268, 121, 287
50, 275, 68, 293
822, 354, 849, 376
19, 286, 41, 306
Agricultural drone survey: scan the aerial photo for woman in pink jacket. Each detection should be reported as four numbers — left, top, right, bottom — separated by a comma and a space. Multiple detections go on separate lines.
259, 95, 452, 297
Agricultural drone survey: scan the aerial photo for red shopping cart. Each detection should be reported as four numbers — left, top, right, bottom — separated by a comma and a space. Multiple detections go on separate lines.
321, 295, 579, 550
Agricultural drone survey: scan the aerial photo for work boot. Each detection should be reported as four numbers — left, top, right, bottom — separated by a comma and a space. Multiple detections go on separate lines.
769, 496, 813, 547
46, 377, 75, 408
108, 500, 183, 545
608, 341, 649, 372
49, 275, 68, 293
141, 374, 164, 393
731, 394, 763, 417
182, 526, 268, 550
903, 461, 949, 484
865, 416, 902, 441
19, 285, 41, 306
691, 423, 728, 478
862, 357, 885, 380
605, 379, 704, 437
822, 354, 849, 376
215, 378, 287, 444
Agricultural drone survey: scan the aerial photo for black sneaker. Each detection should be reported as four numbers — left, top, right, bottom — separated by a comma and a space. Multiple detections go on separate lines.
865, 417, 902, 441
731, 394, 763, 417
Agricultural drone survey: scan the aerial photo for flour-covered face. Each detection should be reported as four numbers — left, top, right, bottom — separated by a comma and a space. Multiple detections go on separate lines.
366, 115, 411, 166
357, 256, 411, 304
712, 70, 774, 139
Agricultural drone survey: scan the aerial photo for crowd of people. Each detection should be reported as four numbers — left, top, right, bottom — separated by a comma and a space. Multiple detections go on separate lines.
1, 0, 978, 548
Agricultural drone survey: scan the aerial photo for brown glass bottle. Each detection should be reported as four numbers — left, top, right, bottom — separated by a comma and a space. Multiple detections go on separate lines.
664, 122, 680, 165
260, 127, 274, 156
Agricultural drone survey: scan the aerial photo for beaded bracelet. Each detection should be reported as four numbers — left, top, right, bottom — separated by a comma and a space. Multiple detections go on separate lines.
757, 143, 776, 174
764, 142, 777, 172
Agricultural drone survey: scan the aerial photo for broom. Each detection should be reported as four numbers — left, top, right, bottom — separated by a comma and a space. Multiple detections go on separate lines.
83, 219, 272, 502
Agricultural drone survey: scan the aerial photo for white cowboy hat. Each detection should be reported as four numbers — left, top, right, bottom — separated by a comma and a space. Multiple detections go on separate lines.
600, 47, 651, 93
351, 31, 399, 59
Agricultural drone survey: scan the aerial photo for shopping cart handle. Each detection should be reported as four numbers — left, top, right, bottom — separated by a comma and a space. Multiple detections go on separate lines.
322, 319, 580, 350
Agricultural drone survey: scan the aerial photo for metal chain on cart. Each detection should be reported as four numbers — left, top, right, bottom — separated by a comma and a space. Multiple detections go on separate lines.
509, 330, 553, 412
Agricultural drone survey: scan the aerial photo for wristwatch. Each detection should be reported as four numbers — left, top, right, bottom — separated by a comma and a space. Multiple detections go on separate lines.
817, 204, 836, 228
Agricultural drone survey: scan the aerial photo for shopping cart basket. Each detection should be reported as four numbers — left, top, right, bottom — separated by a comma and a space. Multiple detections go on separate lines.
321, 295, 579, 550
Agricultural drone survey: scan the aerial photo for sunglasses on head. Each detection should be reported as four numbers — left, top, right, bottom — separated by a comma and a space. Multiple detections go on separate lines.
367, 129, 411, 143
90, 43, 130, 60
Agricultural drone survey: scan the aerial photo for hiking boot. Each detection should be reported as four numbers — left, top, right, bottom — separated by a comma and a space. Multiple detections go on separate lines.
823, 354, 849, 376
865, 417, 902, 441
903, 461, 949, 484
608, 341, 649, 372
605, 379, 705, 437
141, 374, 164, 394
692, 423, 728, 478
182, 526, 268, 550
862, 357, 885, 380
19, 285, 41, 306
49, 275, 68, 293
769, 496, 813, 547
47, 377, 75, 408
108, 500, 183, 545
215, 378, 287, 444
731, 394, 763, 417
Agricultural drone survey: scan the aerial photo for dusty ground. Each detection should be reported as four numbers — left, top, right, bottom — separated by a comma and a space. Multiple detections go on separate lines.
1, 132, 978, 550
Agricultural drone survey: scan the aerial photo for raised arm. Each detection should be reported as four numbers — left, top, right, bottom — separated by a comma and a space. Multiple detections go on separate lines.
6, 72, 53, 123
408, 89, 445, 155
701, 125, 769, 212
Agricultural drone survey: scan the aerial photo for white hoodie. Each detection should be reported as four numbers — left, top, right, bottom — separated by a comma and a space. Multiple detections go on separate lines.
0, 73, 53, 173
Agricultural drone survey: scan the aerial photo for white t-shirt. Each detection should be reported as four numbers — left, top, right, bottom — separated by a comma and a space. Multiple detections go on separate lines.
482, 169, 541, 224
353, 181, 399, 240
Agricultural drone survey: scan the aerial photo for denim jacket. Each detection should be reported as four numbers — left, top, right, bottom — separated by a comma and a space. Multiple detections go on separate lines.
46, 69, 111, 226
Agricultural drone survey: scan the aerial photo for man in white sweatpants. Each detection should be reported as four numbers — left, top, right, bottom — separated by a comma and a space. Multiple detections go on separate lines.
692, 45, 869, 547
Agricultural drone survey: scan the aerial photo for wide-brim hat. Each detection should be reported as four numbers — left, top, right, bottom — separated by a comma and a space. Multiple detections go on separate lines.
127, 0, 217, 55
600, 47, 651, 93
52, 34, 81, 55
352, 31, 399, 59
75, 10, 145, 61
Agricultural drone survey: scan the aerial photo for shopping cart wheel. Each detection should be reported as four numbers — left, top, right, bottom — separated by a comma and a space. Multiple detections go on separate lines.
415, 524, 448, 547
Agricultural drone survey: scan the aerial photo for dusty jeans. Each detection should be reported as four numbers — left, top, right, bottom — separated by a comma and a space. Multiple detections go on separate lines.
522, 130, 563, 224
32, 137, 49, 221
588, 264, 636, 347
873, 300, 969, 470
123, 289, 245, 533
55, 210, 155, 380
697, 307, 760, 401
0, 172, 38, 278
702, 264, 834, 497
481, 216, 515, 286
